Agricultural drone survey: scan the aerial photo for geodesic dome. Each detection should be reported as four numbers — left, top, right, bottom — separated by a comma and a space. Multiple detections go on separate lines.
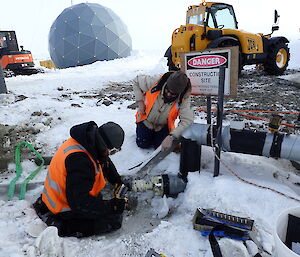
48, 3, 132, 69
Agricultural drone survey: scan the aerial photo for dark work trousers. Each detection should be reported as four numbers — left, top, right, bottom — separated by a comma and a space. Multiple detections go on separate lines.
33, 196, 122, 238
136, 122, 169, 149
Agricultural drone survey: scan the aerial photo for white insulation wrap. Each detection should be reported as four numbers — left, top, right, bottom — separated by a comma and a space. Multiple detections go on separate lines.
182, 123, 300, 162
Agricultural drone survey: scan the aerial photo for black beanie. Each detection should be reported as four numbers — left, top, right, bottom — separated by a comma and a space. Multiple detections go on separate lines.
166, 71, 189, 94
98, 122, 124, 149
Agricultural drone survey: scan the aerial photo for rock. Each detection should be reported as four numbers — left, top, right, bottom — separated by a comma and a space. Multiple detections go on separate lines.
71, 103, 82, 107
31, 111, 43, 116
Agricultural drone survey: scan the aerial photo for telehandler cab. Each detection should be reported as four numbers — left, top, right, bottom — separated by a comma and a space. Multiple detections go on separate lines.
165, 1, 290, 75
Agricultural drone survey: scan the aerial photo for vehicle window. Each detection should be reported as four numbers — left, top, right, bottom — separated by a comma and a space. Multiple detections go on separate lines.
207, 13, 215, 28
214, 8, 236, 29
187, 14, 203, 25
0, 33, 7, 49
207, 4, 237, 29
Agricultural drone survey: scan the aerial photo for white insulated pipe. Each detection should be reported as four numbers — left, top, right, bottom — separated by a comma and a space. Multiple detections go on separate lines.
182, 123, 300, 162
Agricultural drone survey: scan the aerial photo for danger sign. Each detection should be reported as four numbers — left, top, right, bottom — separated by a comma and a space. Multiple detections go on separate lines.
187, 55, 227, 68
182, 47, 238, 97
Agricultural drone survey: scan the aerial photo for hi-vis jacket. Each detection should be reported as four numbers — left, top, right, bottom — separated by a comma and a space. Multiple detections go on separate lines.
42, 137, 106, 214
133, 74, 194, 138
136, 83, 179, 132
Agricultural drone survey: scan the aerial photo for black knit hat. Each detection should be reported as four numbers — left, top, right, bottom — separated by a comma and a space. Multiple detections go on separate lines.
166, 71, 189, 95
98, 122, 124, 150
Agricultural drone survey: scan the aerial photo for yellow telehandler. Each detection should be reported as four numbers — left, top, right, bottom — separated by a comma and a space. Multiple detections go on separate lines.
165, 1, 290, 75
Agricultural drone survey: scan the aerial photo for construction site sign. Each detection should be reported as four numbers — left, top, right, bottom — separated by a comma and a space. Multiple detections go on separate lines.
182, 46, 238, 97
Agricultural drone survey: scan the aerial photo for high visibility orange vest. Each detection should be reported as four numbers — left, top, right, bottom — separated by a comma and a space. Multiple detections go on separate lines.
42, 137, 106, 214
135, 84, 179, 132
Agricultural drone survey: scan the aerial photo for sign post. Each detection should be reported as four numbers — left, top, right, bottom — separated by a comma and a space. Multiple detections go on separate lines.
214, 66, 225, 177
206, 96, 212, 125
0, 62, 7, 94
182, 46, 238, 176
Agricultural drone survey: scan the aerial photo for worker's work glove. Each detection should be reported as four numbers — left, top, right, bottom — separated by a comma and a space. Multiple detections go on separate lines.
161, 135, 174, 151
113, 183, 129, 199
110, 198, 126, 214
137, 100, 146, 115
112, 183, 136, 212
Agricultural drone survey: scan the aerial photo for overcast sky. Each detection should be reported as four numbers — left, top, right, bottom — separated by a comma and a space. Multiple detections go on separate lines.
0, 0, 299, 60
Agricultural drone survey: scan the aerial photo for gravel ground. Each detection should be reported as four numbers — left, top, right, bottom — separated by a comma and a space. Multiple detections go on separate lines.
190, 68, 300, 132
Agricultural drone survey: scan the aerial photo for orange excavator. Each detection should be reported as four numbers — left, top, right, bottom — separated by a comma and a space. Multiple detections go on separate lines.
0, 31, 43, 77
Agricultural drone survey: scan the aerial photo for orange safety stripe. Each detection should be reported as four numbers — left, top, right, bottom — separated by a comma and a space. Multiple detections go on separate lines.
195, 108, 296, 128
168, 102, 179, 131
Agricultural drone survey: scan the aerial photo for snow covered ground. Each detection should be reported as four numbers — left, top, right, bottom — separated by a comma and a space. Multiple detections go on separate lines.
0, 46, 300, 257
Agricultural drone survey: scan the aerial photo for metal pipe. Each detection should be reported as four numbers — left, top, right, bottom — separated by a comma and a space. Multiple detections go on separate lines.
131, 174, 187, 198
182, 123, 300, 162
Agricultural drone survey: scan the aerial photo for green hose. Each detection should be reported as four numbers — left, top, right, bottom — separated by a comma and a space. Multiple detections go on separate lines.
8, 142, 44, 200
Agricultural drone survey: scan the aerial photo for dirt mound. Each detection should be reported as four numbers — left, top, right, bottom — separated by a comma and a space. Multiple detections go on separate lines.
0, 124, 40, 172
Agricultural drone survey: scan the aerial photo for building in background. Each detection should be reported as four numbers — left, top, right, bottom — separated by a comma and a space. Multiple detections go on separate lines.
48, 3, 132, 69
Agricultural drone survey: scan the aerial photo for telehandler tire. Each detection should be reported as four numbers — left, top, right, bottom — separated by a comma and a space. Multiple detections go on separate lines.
264, 42, 290, 75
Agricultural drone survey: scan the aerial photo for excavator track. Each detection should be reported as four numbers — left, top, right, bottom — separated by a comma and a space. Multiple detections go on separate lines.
3, 68, 44, 77
3, 69, 15, 78
13, 67, 44, 76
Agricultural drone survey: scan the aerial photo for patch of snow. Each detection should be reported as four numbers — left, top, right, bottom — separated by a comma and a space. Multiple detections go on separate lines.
1, 49, 300, 257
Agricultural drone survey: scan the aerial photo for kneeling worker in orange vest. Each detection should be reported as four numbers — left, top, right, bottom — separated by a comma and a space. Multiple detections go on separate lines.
33, 121, 127, 237
133, 71, 194, 150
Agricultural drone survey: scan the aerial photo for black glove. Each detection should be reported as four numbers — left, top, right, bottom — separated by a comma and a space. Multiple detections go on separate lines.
110, 198, 126, 214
